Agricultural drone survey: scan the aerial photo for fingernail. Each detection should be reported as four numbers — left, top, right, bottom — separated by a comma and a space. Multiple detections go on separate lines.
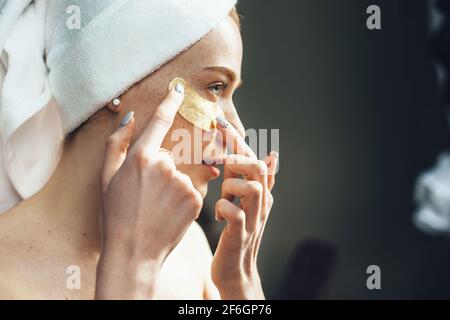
120, 111, 134, 127
216, 115, 229, 129
174, 83, 185, 95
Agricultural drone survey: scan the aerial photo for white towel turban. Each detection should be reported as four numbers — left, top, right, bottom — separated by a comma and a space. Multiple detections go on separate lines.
0, 0, 237, 213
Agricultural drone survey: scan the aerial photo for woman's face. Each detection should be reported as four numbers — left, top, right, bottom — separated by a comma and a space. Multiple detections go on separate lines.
121, 14, 243, 198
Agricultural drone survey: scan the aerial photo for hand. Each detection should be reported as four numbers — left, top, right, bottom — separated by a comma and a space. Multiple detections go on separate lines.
211, 123, 279, 300
96, 85, 203, 299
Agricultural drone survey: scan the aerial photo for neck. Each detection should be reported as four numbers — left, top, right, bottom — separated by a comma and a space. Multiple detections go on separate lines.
24, 110, 121, 254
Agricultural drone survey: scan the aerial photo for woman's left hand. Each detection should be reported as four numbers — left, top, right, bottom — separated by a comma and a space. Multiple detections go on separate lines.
211, 124, 278, 300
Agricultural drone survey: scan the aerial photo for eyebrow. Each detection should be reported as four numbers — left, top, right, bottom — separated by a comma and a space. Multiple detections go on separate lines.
203, 66, 243, 88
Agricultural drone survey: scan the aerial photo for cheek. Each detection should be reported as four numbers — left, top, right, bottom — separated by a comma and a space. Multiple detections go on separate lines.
161, 114, 192, 150
161, 114, 216, 155
127, 99, 161, 145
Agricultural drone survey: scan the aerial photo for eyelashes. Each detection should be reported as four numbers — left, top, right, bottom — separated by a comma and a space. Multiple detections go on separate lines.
208, 82, 229, 97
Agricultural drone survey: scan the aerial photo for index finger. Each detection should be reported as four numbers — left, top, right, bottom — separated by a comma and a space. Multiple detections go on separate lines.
133, 84, 184, 153
216, 116, 257, 159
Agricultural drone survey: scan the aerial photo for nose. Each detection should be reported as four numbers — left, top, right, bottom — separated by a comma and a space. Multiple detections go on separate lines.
222, 101, 246, 139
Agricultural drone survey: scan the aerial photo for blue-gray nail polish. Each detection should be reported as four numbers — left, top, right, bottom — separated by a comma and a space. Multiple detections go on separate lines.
216, 115, 229, 129
120, 111, 134, 127
175, 83, 185, 95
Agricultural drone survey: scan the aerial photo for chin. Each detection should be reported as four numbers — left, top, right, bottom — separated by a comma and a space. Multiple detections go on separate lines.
196, 183, 208, 199
177, 164, 217, 199
187, 174, 208, 198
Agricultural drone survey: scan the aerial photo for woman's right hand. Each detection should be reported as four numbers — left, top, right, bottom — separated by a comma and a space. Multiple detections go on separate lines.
95, 84, 204, 299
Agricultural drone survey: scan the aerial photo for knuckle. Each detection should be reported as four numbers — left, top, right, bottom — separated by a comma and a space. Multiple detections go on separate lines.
256, 160, 268, 175
221, 179, 231, 190
173, 172, 191, 189
216, 198, 228, 211
155, 159, 174, 178
235, 210, 246, 225
191, 195, 203, 217
186, 192, 203, 218
247, 181, 263, 196
132, 149, 151, 167
176, 174, 202, 208
190, 189, 203, 208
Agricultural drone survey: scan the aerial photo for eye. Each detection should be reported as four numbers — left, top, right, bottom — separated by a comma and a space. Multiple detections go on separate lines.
208, 82, 228, 97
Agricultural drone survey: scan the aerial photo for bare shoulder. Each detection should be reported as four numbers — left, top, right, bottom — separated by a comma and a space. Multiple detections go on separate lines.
0, 277, 17, 300
175, 222, 213, 276
0, 235, 20, 299
182, 222, 221, 299
0, 211, 35, 299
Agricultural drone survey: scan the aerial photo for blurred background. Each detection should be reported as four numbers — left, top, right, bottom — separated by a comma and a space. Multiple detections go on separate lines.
199, 0, 450, 299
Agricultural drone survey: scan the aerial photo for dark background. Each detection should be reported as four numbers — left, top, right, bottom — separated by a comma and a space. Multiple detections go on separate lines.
200, 0, 450, 299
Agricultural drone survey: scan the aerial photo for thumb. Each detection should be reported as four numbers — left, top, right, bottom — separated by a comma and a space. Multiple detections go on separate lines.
102, 111, 135, 194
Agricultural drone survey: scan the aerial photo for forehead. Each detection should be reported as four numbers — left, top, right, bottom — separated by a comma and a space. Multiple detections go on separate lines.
177, 16, 243, 78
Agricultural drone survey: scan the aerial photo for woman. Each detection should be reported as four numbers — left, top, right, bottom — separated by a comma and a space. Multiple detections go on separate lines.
0, 1, 278, 299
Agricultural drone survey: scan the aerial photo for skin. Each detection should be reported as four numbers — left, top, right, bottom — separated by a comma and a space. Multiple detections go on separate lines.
0, 14, 278, 300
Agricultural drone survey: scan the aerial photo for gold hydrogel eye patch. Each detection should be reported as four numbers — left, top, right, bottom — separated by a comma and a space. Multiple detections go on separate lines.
169, 78, 225, 132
